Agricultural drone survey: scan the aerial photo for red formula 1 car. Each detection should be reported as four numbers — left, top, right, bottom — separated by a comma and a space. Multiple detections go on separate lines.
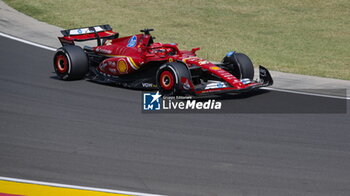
53, 24, 273, 95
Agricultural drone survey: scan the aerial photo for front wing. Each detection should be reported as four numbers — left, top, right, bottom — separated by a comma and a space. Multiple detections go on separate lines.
194, 66, 273, 95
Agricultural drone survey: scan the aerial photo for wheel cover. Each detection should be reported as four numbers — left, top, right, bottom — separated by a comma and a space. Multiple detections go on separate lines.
160, 70, 175, 90
55, 54, 68, 73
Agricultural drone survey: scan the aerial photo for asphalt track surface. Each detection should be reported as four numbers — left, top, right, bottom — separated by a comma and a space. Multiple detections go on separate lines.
0, 35, 350, 196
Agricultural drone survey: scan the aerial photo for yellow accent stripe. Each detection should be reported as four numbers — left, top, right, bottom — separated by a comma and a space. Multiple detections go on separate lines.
98, 54, 140, 70
0, 180, 131, 196
127, 57, 139, 69
99, 54, 129, 58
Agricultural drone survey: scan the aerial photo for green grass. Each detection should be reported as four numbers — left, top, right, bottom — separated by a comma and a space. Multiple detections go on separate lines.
4, 0, 350, 79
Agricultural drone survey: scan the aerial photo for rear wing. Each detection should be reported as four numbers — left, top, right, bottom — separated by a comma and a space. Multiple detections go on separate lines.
58, 24, 119, 46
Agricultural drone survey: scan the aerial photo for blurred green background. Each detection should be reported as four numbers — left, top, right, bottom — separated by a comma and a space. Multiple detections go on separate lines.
4, 0, 349, 79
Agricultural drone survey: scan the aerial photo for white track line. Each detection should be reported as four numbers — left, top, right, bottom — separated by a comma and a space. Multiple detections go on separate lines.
0, 176, 164, 196
263, 87, 350, 100
0, 31, 349, 100
0, 32, 56, 51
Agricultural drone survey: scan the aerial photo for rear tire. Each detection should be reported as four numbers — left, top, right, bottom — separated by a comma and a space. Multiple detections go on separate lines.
222, 52, 254, 80
156, 62, 192, 95
53, 45, 88, 80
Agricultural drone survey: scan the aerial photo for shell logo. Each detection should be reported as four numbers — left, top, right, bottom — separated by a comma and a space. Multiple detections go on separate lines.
117, 60, 128, 73
210, 66, 220, 70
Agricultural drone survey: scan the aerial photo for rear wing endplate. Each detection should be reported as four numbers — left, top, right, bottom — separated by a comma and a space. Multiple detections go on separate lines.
58, 24, 119, 46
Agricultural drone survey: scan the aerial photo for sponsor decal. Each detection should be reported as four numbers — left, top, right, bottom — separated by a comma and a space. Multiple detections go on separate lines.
142, 83, 157, 88
240, 78, 251, 84
95, 48, 112, 54
182, 57, 199, 64
204, 81, 228, 89
168, 58, 173, 62
69, 26, 104, 35
108, 67, 117, 74
198, 60, 209, 65
99, 62, 108, 71
105, 61, 116, 74
127, 35, 137, 47
105, 40, 112, 45
226, 51, 235, 57
209, 66, 220, 70
117, 60, 128, 74
143, 91, 162, 110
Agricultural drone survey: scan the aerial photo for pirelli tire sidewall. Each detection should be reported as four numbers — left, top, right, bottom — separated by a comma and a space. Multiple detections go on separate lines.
222, 52, 254, 80
156, 62, 192, 96
53, 45, 88, 80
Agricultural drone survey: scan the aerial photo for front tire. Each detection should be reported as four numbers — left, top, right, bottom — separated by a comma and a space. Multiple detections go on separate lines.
222, 52, 254, 80
53, 45, 88, 80
156, 62, 192, 95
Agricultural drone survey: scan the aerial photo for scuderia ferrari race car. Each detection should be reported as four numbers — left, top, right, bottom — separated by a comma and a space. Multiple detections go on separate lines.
53, 25, 273, 95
